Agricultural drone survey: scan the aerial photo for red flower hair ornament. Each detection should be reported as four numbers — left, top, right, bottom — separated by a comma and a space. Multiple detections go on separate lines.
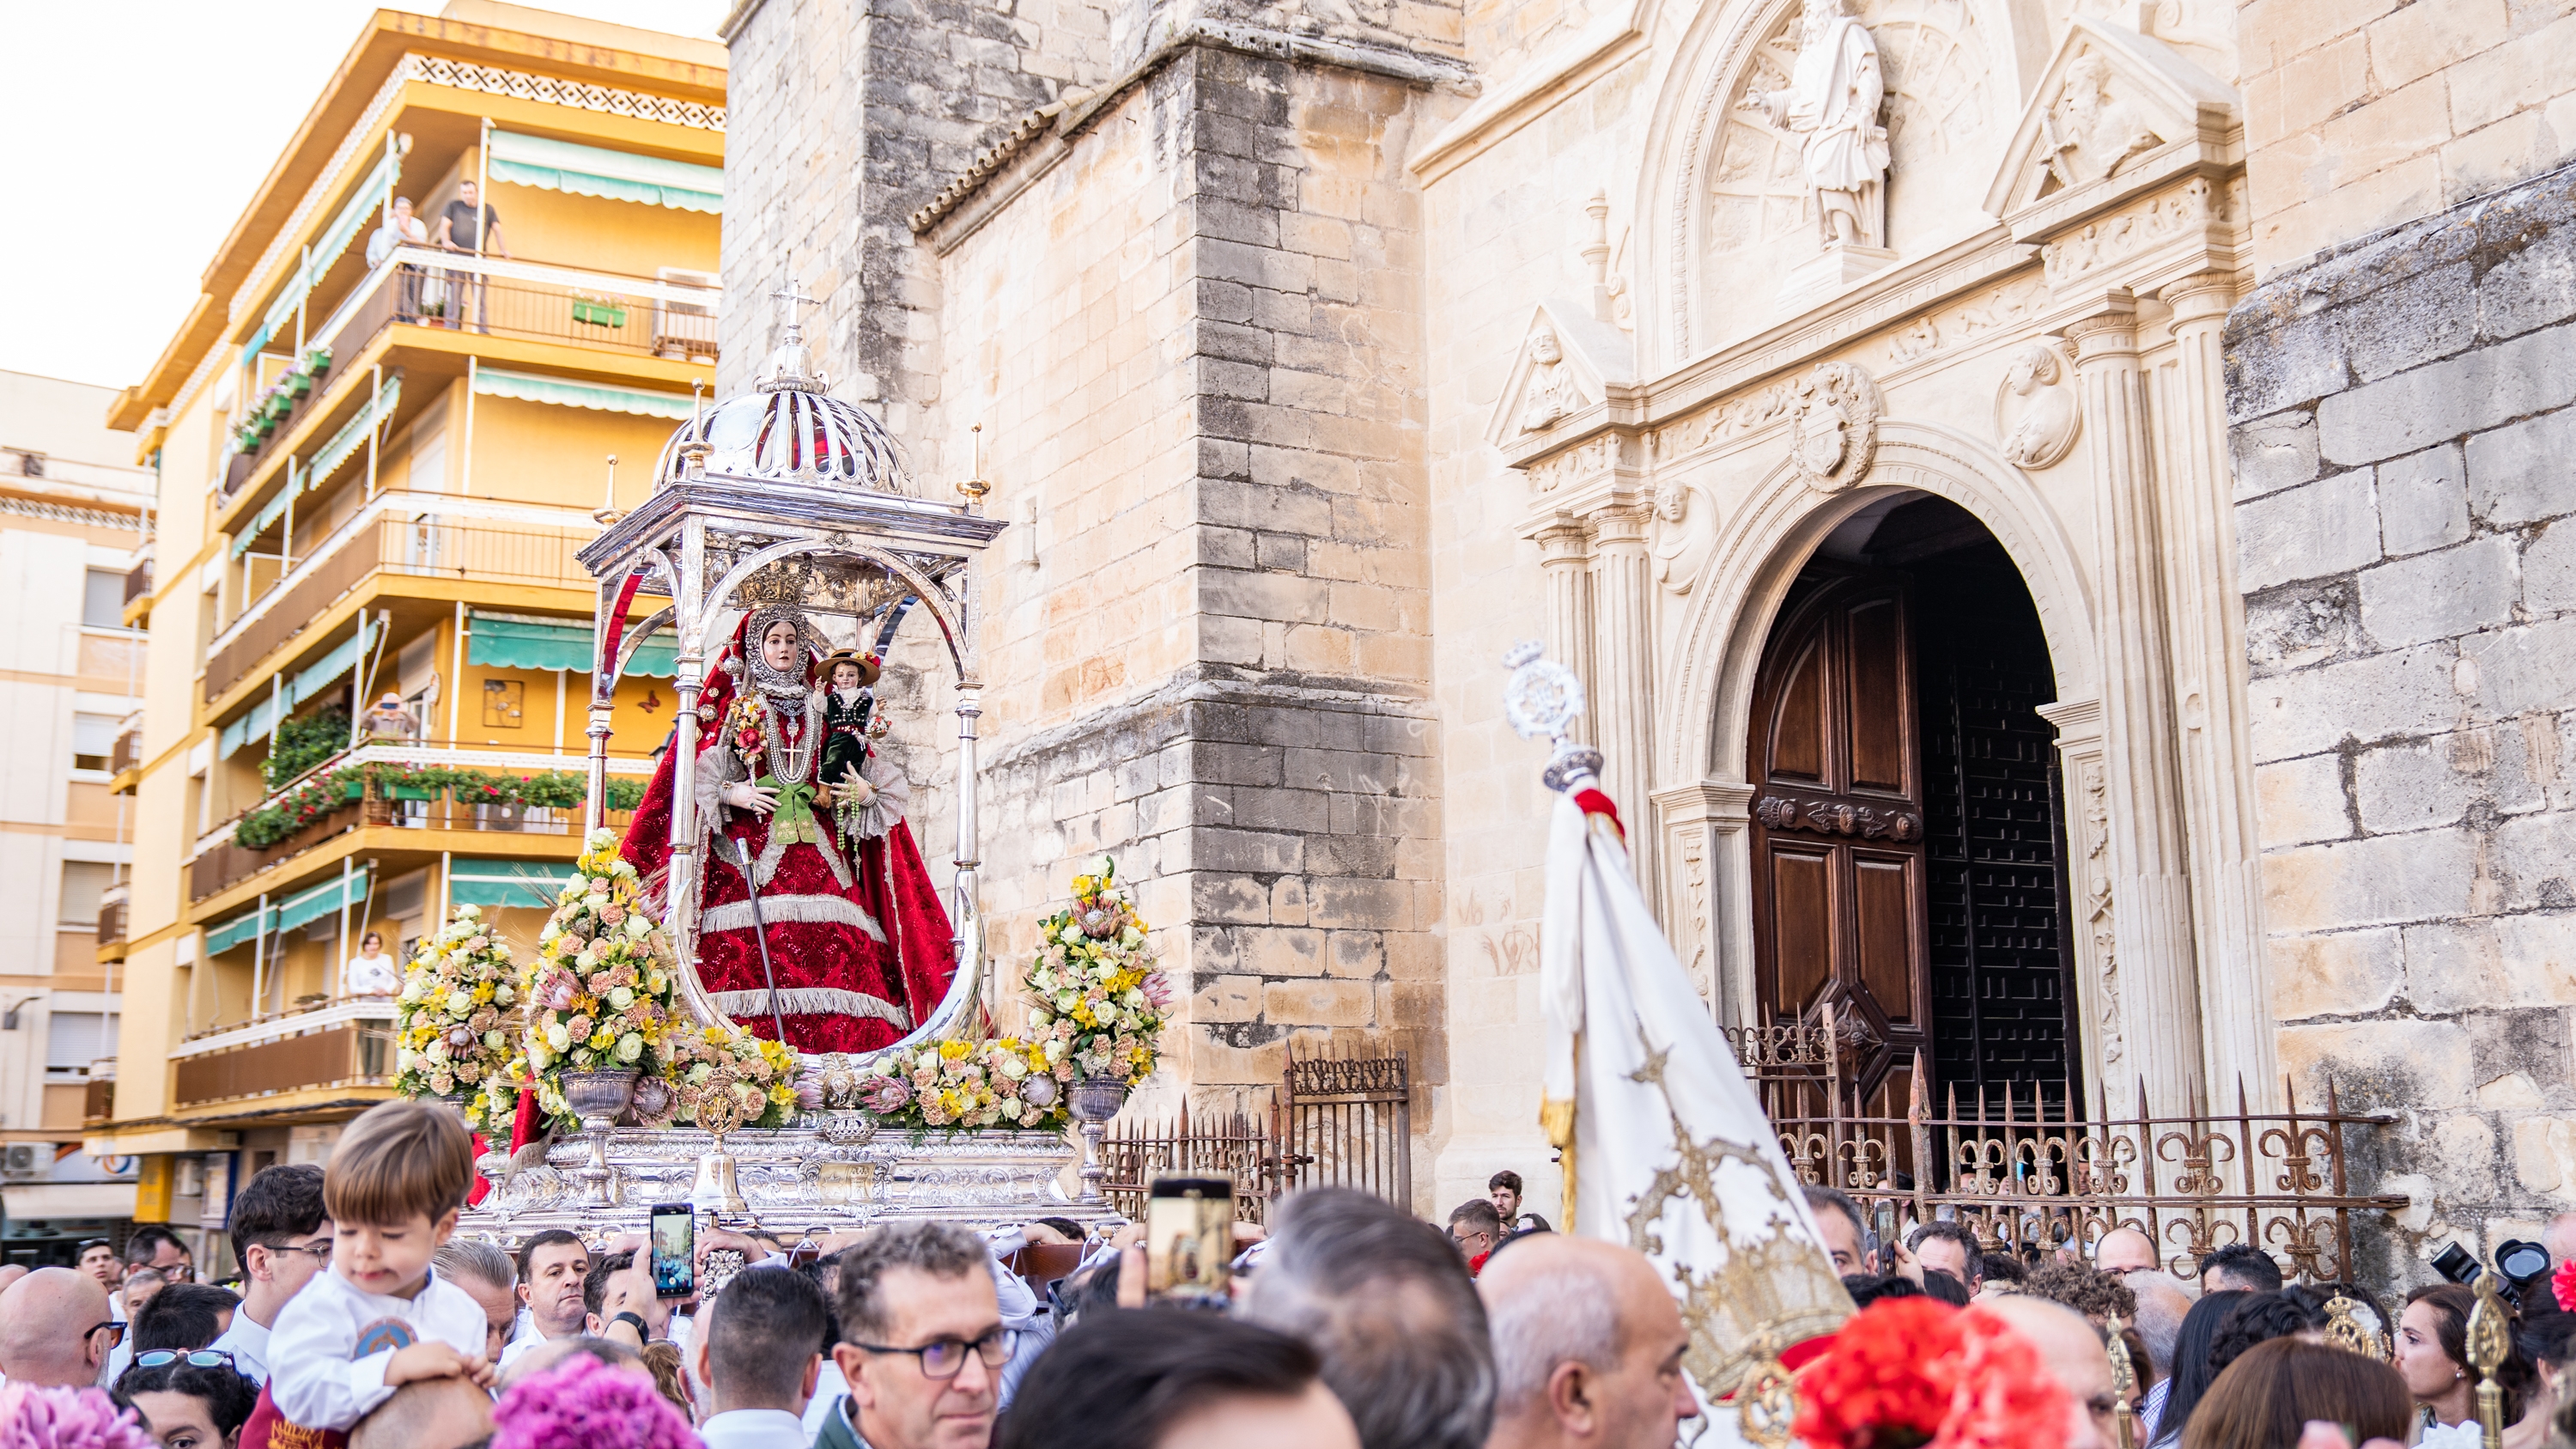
1793, 1299, 2070, 1449
2553, 1257, 2576, 1314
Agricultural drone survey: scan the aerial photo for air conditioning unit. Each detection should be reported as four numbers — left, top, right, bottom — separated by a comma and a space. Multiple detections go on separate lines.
0, 1144, 43, 1179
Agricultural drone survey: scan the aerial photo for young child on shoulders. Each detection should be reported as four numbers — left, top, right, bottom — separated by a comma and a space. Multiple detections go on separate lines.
267, 1098, 495, 1431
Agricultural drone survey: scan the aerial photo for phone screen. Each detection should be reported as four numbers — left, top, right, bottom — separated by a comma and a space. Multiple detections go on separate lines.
1145, 1176, 1234, 1306
649, 1205, 696, 1299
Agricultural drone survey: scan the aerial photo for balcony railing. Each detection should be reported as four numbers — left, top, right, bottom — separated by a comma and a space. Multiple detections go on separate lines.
82, 1074, 114, 1125
109, 727, 143, 777
187, 742, 653, 904
307, 250, 722, 365
209, 505, 598, 703
124, 555, 152, 606
96, 898, 128, 950
171, 999, 397, 1110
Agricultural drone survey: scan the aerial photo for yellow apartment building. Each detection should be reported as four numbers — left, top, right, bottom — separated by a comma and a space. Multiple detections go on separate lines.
91, 2, 724, 1268
0, 370, 152, 1266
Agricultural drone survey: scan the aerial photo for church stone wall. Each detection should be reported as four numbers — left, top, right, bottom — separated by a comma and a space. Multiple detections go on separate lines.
2229, 157, 2576, 1273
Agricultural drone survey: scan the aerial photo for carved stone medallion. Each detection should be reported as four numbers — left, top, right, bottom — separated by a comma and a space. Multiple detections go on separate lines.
1787, 362, 1880, 492
1992, 342, 2081, 469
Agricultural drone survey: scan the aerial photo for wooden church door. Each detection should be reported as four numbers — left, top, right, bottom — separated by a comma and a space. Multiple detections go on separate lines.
1747, 572, 1930, 1108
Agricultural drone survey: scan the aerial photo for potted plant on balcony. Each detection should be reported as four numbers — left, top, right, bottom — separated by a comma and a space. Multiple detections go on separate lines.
570, 292, 629, 329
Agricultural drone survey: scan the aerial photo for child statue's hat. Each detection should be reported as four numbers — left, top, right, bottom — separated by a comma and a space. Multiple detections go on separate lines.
819, 648, 881, 687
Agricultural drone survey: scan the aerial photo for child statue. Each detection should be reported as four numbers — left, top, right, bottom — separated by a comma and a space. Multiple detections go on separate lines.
817, 648, 884, 839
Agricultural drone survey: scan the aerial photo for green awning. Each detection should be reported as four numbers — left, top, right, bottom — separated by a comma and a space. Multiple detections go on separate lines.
450, 859, 580, 910
276, 866, 370, 935
488, 130, 720, 212
216, 619, 380, 757
243, 149, 398, 366
204, 904, 273, 955
234, 377, 404, 559
466, 612, 674, 676
472, 367, 694, 419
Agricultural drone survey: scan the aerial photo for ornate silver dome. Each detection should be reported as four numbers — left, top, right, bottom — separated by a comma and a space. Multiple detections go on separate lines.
655, 284, 907, 493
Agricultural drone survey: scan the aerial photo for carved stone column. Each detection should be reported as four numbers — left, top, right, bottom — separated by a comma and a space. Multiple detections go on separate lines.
1534, 515, 1595, 725
2154, 273, 2278, 1102
1651, 781, 1756, 1025
1589, 505, 1656, 883
2034, 697, 2125, 1094
2062, 298, 2205, 1111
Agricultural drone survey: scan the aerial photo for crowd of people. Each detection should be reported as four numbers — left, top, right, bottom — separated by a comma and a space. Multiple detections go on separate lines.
5, 1100, 2576, 1449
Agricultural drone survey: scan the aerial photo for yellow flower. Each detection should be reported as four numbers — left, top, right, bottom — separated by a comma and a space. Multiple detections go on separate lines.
939, 1040, 970, 1061
769, 1083, 794, 1106
589, 1029, 614, 1050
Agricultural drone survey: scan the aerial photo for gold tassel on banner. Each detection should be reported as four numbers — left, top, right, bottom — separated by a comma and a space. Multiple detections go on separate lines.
2469, 1272, 2509, 1449
1735, 1329, 1798, 1449
2105, 1312, 2139, 1449
1540, 1093, 1576, 1233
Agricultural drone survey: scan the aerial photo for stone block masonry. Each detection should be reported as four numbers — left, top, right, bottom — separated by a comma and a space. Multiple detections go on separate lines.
2227, 158, 2576, 1279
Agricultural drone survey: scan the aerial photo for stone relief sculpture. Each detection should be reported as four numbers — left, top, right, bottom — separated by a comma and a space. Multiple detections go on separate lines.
1739, 0, 1891, 252
1992, 343, 2081, 468
1649, 476, 1719, 594
2042, 53, 2164, 189
1786, 360, 1880, 492
1520, 327, 1583, 433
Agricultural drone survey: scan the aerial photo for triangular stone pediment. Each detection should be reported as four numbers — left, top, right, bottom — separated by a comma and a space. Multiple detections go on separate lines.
1486, 301, 1635, 454
1982, 18, 2239, 223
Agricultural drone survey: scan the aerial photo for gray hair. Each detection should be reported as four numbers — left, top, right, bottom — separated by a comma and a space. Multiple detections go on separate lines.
835, 1221, 989, 1345
434, 1236, 516, 1292
1486, 1262, 1624, 1416
2126, 1269, 2193, 1374
1240, 1188, 1495, 1449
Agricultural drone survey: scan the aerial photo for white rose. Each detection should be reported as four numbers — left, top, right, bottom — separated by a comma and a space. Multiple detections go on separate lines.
1058, 924, 1084, 946
1121, 927, 1143, 947
483, 1030, 506, 1050
625, 916, 651, 940
426, 1039, 450, 1062
1043, 1038, 1066, 1062
1055, 990, 1078, 1013
687, 1062, 714, 1086
546, 1022, 572, 1050
447, 988, 477, 1018
1123, 989, 1146, 1010
396, 1046, 416, 1073
617, 1032, 644, 1062
999, 1098, 1024, 1122
1030, 1008, 1054, 1028
609, 987, 635, 1011
528, 1044, 553, 1070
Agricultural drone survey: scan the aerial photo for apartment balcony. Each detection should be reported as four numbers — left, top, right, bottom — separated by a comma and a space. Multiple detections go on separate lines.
169, 999, 397, 1117
122, 552, 153, 628
82, 1068, 113, 1128
107, 724, 143, 795
186, 741, 648, 906
216, 247, 718, 528
206, 501, 599, 706
96, 896, 128, 963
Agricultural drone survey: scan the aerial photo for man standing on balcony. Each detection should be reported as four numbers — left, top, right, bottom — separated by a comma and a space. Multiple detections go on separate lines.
362, 691, 418, 744
436, 181, 508, 332
368, 198, 428, 322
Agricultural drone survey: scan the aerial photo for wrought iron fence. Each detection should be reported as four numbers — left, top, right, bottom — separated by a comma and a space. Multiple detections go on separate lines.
1097, 1047, 1416, 1222
1723, 1007, 2409, 1282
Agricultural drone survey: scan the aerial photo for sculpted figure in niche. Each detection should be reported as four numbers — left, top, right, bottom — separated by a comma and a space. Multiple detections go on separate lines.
1520, 327, 1582, 434
1993, 343, 2081, 468
1740, 0, 1891, 251
2044, 54, 2163, 188
1649, 477, 1719, 594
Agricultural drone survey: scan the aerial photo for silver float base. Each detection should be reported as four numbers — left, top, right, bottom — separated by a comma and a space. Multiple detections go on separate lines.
461, 1124, 1109, 1241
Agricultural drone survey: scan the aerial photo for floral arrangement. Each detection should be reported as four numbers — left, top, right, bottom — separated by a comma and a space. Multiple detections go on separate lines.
1793, 1299, 2069, 1449
520, 830, 682, 1129
1024, 858, 1171, 1087
659, 1019, 805, 1130
0, 1382, 161, 1449
393, 904, 520, 1134
491, 1352, 699, 1449
858, 1038, 1066, 1130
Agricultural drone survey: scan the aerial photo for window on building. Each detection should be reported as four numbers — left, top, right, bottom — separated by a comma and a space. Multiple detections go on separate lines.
46, 1012, 107, 1075
58, 861, 112, 928
82, 569, 124, 629
72, 713, 117, 772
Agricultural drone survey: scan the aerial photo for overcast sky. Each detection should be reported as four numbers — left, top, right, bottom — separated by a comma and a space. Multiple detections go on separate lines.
0, 1, 728, 394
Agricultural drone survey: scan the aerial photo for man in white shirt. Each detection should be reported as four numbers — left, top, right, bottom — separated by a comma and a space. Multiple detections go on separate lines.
209, 1163, 334, 1384
692, 1265, 829, 1449
499, 1229, 589, 1370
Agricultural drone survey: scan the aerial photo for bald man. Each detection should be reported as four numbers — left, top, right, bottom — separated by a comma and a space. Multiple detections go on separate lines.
351, 1377, 495, 1449
1981, 1295, 2112, 1449
0, 1264, 27, 1294
0, 1266, 118, 1388
2093, 1227, 2157, 1278
1479, 1236, 1698, 1449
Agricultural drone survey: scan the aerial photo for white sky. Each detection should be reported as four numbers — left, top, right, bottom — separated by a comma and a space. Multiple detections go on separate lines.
0, 1, 729, 395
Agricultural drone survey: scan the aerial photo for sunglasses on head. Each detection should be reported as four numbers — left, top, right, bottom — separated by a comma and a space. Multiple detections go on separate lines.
134, 1349, 235, 1371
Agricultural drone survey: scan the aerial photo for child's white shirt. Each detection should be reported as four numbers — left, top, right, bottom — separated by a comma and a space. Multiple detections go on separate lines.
267, 1264, 489, 1429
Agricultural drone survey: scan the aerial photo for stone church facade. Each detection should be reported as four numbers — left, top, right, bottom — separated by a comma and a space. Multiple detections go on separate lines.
713, 0, 2576, 1280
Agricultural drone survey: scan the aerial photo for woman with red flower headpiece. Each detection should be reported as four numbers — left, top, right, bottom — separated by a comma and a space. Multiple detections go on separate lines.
618, 602, 955, 1052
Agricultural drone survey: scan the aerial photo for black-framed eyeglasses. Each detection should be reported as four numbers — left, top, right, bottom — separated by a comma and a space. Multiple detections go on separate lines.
135, 1349, 235, 1371
84, 1321, 126, 1347
851, 1326, 1018, 1379
268, 1239, 333, 1263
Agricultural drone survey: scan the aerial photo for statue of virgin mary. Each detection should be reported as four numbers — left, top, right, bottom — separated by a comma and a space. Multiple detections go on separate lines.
620, 602, 957, 1052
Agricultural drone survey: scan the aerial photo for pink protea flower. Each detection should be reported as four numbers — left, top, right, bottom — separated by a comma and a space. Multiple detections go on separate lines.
1142, 972, 1174, 1009
862, 1076, 914, 1114
493, 1354, 696, 1449
0, 1384, 159, 1449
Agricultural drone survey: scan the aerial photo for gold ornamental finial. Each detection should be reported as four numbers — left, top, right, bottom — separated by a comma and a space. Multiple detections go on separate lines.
2105, 1312, 2138, 1449
957, 422, 991, 509
2324, 1293, 2385, 1360
2469, 1269, 2509, 1449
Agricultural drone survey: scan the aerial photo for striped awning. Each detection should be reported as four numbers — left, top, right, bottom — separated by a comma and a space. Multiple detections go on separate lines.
472, 367, 694, 419
449, 859, 580, 910
216, 618, 381, 758
466, 612, 676, 676
233, 376, 403, 559
204, 865, 373, 953
242, 148, 398, 366
488, 131, 720, 212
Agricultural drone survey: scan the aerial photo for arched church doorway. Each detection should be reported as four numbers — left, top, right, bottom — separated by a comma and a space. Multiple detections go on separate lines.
1747, 496, 2079, 1122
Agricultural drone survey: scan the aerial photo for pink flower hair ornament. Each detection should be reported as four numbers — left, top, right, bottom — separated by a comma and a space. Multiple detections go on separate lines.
0, 1385, 159, 1449
492, 1354, 700, 1449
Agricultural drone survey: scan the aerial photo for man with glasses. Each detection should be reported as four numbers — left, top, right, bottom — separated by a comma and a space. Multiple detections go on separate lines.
1447, 1199, 1504, 1276
210, 1164, 332, 1383
125, 1224, 195, 1284
0, 1265, 120, 1387
820, 1222, 1012, 1449
2093, 1224, 2158, 1278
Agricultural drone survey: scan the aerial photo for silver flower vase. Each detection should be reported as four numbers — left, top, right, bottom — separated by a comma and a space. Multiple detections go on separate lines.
1067, 1076, 1127, 1205
560, 1068, 640, 1209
